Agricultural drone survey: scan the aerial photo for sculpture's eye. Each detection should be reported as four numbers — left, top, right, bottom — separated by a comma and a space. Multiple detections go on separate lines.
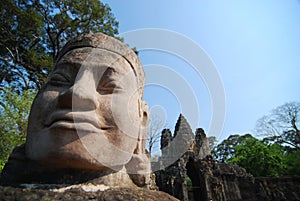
97, 67, 122, 94
48, 72, 71, 86
98, 80, 119, 94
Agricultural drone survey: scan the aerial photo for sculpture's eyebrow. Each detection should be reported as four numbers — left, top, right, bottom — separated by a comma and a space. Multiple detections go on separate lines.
96, 48, 138, 82
55, 59, 82, 71
97, 67, 118, 87
100, 50, 138, 82
52, 60, 81, 82
58, 46, 139, 86
103, 66, 117, 76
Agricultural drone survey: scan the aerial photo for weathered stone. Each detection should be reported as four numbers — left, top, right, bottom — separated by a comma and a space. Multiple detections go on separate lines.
155, 114, 202, 201
255, 176, 300, 201
159, 114, 194, 169
0, 186, 179, 201
161, 129, 172, 150
0, 32, 154, 190
194, 128, 211, 159
154, 114, 258, 201
172, 114, 194, 157
155, 114, 300, 201
0, 145, 136, 188
198, 156, 257, 201
25, 32, 149, 173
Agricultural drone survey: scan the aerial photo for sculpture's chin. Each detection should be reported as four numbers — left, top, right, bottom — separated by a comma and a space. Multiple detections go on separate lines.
26, 127, 134, 171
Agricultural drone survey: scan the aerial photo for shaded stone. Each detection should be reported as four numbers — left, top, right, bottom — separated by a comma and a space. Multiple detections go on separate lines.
25, 32, 149, 174
198, 156, 257, 201
0, 145, 136, 188
172, 114, 194, 156
0, 186, 179, 201
161, 129, 172, 150
1, 32, 153, 189
154, 114, 258, 201
155, 114, 201, 201
255, 176, 300, 201
194, 128, 211, 160
159, 114, 194, 169
155, 114, 300, 201
0, 32, 181, 201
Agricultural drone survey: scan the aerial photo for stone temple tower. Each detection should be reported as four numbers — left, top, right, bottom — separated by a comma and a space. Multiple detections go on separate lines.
155, 114, 211, 201
155, 114, 259, 201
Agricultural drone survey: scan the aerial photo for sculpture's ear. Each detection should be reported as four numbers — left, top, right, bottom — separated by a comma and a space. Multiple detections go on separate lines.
126, 100, 151, 187
141, 101, 149, 128
134, 100, 149, 154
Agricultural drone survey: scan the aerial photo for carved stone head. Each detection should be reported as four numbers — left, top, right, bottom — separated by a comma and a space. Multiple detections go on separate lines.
25, 33, 149, 174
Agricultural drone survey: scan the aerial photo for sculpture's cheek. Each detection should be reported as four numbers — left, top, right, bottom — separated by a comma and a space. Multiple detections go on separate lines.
105, 92, 140, 138
77, 129, 136, 168
94, 95, 140, 151
28, 91, 57, 131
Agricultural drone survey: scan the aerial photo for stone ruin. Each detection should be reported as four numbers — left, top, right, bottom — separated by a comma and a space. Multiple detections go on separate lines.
154, 114, 300, 201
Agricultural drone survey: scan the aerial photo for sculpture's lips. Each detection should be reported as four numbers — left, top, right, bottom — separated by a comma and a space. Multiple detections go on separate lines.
45, 110, 112, 132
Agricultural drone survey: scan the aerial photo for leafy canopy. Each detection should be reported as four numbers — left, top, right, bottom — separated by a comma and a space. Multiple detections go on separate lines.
0, 0, 119, 91
211, 134, 254, 162
0, 88, 37, 170
212, 133, 300, 177
228, 138, 286, 177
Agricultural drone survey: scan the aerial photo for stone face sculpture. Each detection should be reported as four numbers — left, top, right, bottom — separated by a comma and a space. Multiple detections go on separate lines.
1, 33, 151, 188
26, 33, 149, 172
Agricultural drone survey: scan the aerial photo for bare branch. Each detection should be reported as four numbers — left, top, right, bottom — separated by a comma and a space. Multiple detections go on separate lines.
255, 102, 300, 149
5, 47, 15, 60
146, 114, 167, 154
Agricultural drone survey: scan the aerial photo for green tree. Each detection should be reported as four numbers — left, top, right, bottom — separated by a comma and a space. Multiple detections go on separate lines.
255, 102, 300, 149
213, 134, 300, 177
284, 149, 300, 176
0, 0, 119, 91
228, 138, 286, 177
0, 88, 36, 170
212, 134, 254, 162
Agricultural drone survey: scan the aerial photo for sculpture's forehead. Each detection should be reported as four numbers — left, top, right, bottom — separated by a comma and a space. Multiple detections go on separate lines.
56, 47, 133, 74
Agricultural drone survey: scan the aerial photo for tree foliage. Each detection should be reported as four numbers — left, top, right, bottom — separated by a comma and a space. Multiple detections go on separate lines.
211, 134, 254, 162
284, 149, 300, 176
228, 138, 286, 177
0, 0, 119, 90
212, 133, 300, 177
0, 88, 36, 170
255, 102, 300, 149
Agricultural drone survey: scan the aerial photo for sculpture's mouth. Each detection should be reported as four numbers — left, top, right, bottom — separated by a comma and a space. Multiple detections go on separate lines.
45, 110, 112, 133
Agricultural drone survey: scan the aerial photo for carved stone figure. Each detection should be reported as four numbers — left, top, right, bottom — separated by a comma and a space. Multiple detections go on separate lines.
26, 32, 149, 172
1, 33, 152, 188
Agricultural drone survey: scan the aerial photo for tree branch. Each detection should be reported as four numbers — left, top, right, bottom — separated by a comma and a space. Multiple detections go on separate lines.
5, 47, 15, 61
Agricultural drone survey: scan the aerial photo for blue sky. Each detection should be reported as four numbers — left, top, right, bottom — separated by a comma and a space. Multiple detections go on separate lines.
102, 0, 300, 143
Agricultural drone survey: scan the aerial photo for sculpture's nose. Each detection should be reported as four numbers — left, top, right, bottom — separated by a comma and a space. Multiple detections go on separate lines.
58, 69, 98, 110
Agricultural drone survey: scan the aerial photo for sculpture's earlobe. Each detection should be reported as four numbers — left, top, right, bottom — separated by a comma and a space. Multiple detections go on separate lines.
141, 101, 149, 128
139, 100, 149, 154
